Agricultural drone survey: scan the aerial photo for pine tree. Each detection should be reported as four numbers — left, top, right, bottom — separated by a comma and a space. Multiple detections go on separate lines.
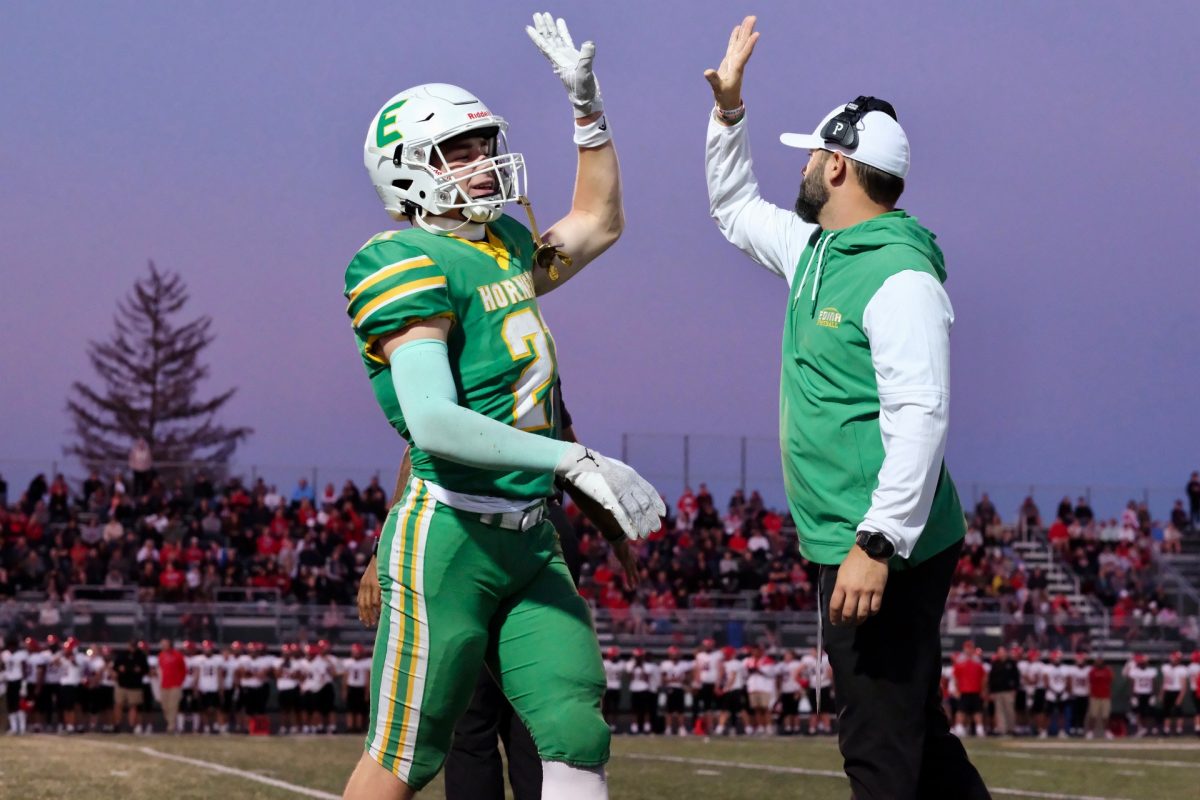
66, 261, 252, 468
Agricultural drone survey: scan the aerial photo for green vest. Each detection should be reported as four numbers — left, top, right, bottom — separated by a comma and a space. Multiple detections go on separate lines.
779, 210, 965, 567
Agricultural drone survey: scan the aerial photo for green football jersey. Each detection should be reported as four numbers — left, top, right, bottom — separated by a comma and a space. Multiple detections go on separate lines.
343, 214, 559, 500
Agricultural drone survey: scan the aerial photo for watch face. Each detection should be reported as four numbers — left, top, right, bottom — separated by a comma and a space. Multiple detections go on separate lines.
860, 532, 892, 558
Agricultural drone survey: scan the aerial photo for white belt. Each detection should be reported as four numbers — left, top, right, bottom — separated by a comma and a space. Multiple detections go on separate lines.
478, 503, 547, 532
422, 480, 546, 531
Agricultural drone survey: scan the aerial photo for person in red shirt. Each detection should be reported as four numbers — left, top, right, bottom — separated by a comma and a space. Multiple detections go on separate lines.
156, 639, 187, 733
952, 641, 986, 737
1085, 655, 1113, 739
183, 537, 205, 565
158, 561, 184, 600
1047, 518, 1070, 554
256, 529, 281, 558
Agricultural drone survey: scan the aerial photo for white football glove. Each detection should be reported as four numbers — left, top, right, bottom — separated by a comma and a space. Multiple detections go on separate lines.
555, 443, 665, 540
525, 12, 603, 118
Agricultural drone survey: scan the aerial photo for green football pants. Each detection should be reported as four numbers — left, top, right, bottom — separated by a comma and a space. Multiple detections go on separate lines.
365, 477, 609, 789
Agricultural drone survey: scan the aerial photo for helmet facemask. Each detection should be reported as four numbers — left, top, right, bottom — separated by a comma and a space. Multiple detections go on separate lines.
398, 125, 526, 230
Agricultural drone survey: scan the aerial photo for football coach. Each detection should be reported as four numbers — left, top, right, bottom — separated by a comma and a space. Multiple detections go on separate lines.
702, 17, 990, 800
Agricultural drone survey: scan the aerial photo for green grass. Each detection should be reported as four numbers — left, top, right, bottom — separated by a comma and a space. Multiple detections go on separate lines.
2, 733, 1196, 799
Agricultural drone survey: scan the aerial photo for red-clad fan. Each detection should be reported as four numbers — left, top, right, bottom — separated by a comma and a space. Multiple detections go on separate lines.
952, 641, 986, 737
156, 638, 187, 734
1084, 652, 1108, 743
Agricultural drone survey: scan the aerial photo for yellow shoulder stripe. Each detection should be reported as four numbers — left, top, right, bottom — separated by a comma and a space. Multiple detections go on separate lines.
346, 256, 435, 304
352, 276, 448, 328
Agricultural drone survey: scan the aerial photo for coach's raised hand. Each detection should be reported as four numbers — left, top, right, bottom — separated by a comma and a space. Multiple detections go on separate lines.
704, 15, 760, 119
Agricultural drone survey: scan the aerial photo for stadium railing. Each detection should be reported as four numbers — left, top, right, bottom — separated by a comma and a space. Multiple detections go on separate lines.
5, 593, 1193, 663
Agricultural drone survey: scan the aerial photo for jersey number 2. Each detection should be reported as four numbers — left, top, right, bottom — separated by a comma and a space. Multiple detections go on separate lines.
501, 308, 554, 432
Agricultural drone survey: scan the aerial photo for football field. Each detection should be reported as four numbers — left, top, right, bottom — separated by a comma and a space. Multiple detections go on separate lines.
3, 733, 1198, 799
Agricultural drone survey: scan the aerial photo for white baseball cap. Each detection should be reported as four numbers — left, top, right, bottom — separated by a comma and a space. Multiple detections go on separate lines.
780, 103, 910, 179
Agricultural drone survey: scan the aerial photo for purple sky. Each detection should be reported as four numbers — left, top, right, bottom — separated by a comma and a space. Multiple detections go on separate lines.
2, 2, 1196, 516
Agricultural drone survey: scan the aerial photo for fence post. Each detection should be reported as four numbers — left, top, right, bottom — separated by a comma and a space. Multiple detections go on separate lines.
683, 435, 690, 491
1142, 487, 1149, 507
311, 467, 319, 497
621, 433, 628, 463
739, 436, 747, 493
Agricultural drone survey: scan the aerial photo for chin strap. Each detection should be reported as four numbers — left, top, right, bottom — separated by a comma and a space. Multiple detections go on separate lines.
412, 209, 476, 236
517, 195, 572, 281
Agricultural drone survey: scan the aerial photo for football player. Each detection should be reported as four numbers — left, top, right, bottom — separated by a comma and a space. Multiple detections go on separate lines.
344, 643, 372, 734
341, 14, 662, 799
659, 646, 693, 736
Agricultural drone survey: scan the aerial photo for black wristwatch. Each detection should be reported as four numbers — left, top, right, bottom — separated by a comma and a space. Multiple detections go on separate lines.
856, 530, 895, 561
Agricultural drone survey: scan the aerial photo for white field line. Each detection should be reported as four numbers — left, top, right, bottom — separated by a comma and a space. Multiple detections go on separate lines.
994, 750, 1200, 770
1000, 741, 1200, 751
68, 737, 340, 799
623, 753, 1138, 800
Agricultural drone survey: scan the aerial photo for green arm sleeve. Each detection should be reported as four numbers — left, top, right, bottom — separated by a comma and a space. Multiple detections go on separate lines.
389, 339, 569, 474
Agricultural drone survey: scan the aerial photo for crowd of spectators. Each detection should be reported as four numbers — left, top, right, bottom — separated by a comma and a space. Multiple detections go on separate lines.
0, 468, 390, 607
1, 467, 1197, 639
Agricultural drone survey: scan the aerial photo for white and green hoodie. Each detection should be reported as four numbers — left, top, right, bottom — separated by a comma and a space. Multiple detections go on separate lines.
705, 112, 965, 568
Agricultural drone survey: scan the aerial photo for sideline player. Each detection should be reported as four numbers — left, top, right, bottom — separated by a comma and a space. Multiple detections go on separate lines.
601, 647, 624, 732
1189, 651, 1200, 737
3, 636, 29, 735
1067, 651, 1091, 737
195, 641, 223, 733
1160, 651, 1189, 736
802, 647, 833, 736
344, 643, 372, 734
625, 649, 658, 734
715, 646, 750, 736
275, 643, 302, 735
341, 14, 663, 798
1124, 654, 1157, 736
746, 651, 777, 736
777, 649, 804, 735
692, 639, 722, 734
660, 646, 692, 736
180, 640, 200, 733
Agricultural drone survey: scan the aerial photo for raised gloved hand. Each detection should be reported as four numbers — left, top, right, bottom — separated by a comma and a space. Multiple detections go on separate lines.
555, 443, 665, 540
526, 12, 603, 118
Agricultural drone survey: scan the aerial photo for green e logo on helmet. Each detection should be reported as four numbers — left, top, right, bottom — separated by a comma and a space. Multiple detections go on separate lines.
376, 99, 408, 149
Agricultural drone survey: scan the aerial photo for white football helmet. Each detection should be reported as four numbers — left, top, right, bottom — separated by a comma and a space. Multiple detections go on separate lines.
364, 84, 526, 230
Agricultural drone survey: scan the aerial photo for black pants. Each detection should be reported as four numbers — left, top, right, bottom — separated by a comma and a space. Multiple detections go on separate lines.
443, 666, 542, 800
820, 540, 990, 800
